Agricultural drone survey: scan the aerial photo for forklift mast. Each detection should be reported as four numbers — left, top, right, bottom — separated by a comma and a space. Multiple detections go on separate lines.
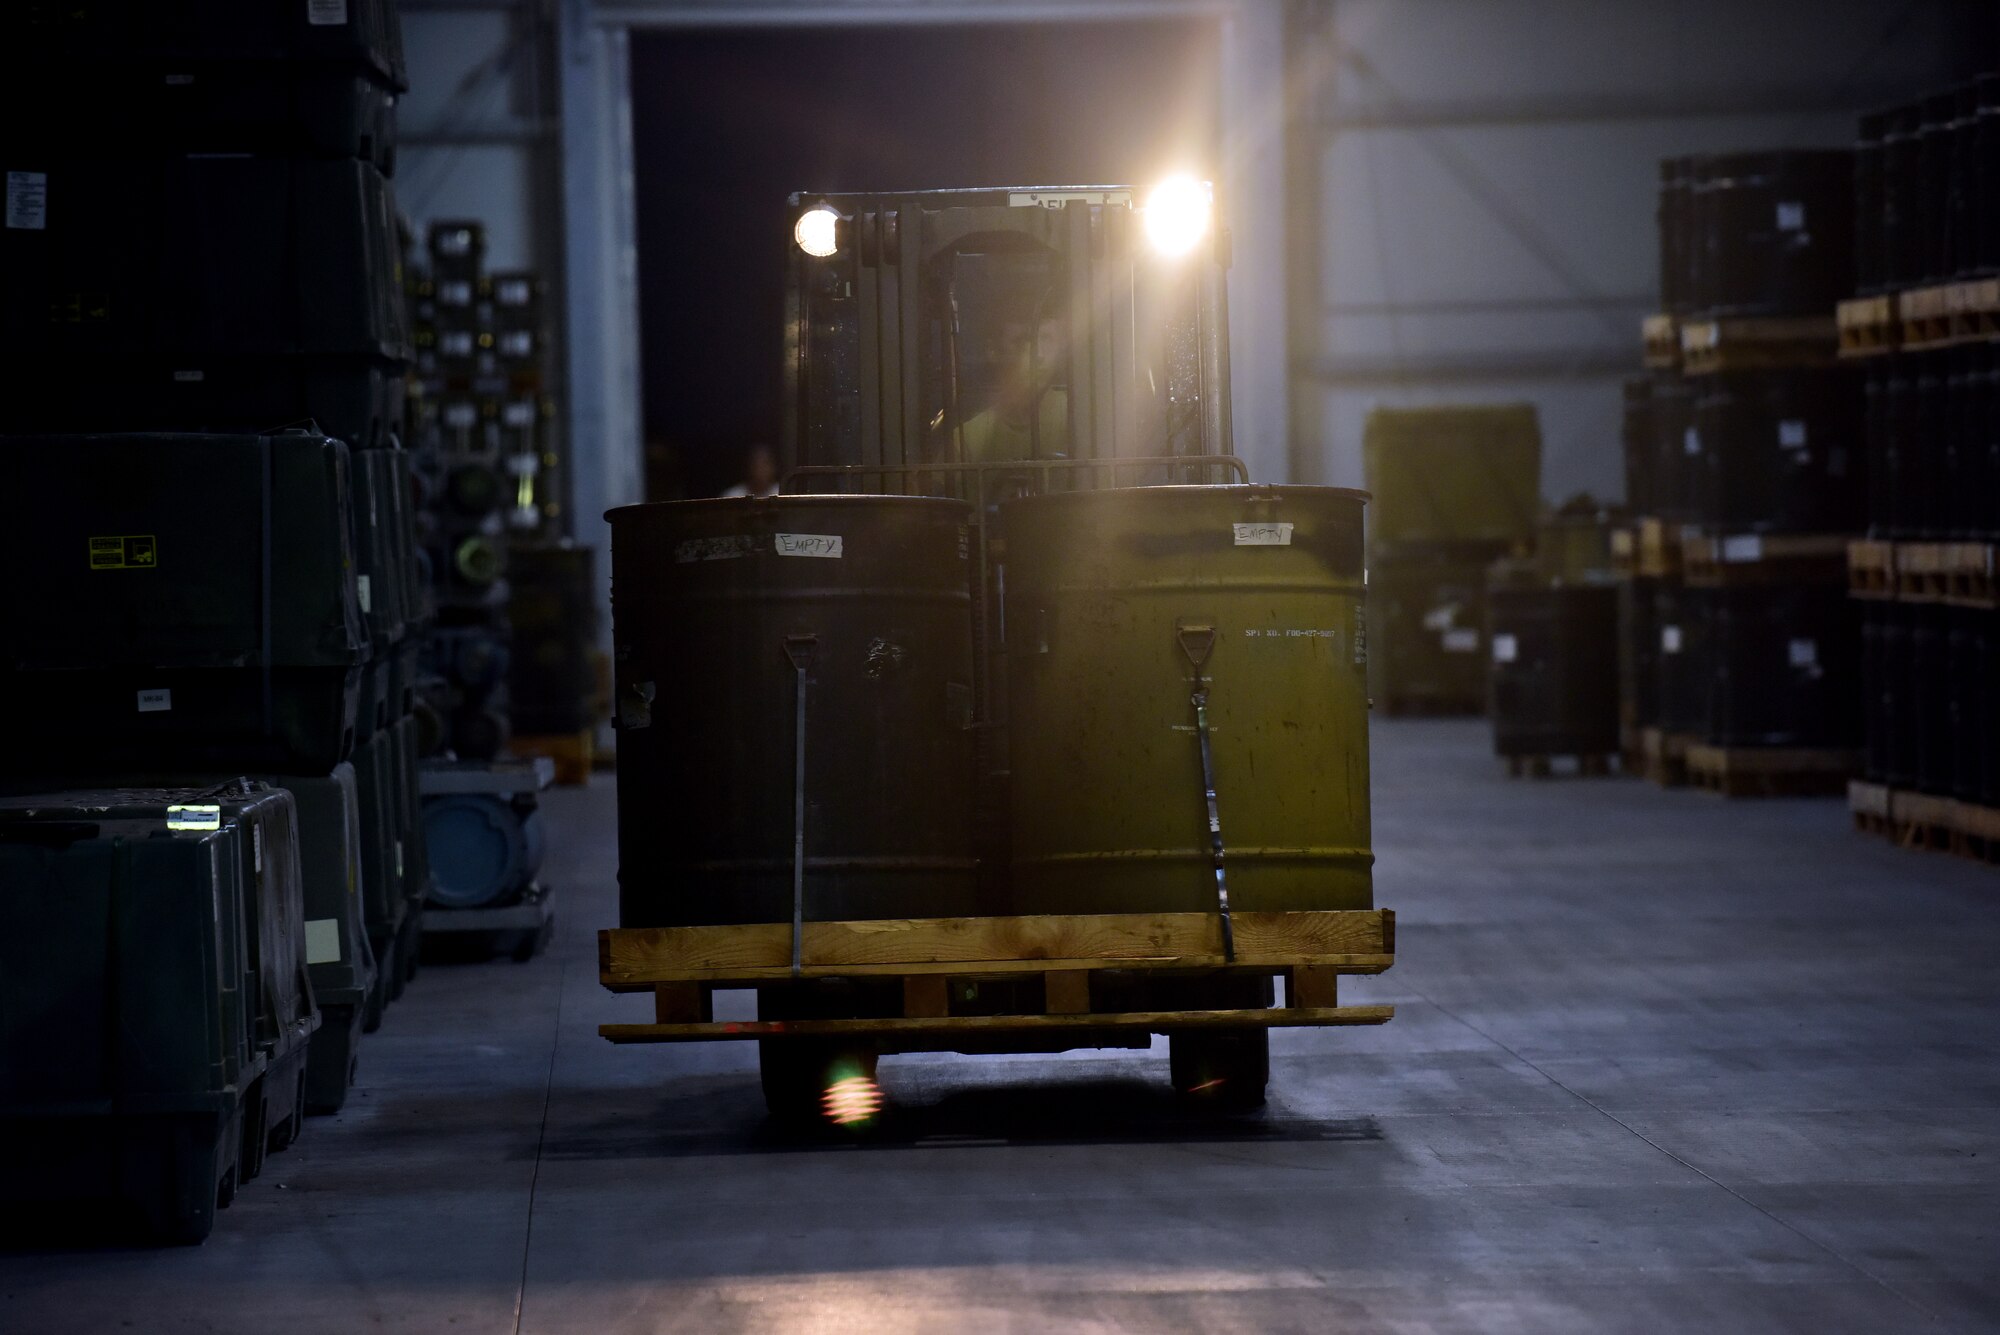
781, 185, 1234, 480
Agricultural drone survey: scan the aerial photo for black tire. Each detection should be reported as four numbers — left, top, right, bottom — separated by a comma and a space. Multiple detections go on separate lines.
1169, 1028, 1270, 1111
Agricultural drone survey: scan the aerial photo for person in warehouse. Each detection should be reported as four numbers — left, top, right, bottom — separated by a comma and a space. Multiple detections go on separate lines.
721, 442, 780, 497
954, 311, 1069, 464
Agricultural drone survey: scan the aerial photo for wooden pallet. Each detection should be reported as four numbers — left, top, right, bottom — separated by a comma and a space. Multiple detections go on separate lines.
1503, 754, 1616, 779
1848, 779, 1893, 838
1836, 294, 1898, 358
1678, 316, 1838, 375
516, 729, 597, 786
1642, 313, 1681, 369
597, 908, 1396, 1044
1893, 542, 1996, 607
1634, 517, 1684, 579
1847, 539, 1897, 600
1684, 744, 1857, 798
1899, 278, 2000, 351
1639, 727, 1690, 787
1681, 532, 1851, 587
1854, 783, 2000, 864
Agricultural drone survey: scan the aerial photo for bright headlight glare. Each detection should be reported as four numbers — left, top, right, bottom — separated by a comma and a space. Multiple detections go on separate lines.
794, 206, 840, 258
1143, 175, 1212, 258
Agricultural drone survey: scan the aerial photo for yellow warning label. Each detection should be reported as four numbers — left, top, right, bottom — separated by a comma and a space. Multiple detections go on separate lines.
88, 535, 158, 570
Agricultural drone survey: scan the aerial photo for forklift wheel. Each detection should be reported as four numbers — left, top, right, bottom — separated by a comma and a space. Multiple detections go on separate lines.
1169, 1028, 1269, 1111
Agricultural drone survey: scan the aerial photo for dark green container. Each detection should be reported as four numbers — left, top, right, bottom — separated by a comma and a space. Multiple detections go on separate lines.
0, 431, 366, 772
0, 807, 265, 1244
608, 495, 981, 927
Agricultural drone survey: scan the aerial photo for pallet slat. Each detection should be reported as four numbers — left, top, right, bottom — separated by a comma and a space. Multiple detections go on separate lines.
601, 1004, 1398, 1044
600, 908, 1395, 987
1679, 316, 1837, 375
1685, 744, 1857, 798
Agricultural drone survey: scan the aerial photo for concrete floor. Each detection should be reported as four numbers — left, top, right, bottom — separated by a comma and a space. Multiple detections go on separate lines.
5, 718, 1999, 1334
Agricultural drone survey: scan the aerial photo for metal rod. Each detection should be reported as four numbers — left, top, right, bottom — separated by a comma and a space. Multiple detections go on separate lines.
1176, 625, 1234, 961
782, 635, 817, 977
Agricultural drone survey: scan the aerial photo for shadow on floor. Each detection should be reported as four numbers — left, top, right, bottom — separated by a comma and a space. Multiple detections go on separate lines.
537, 1074, 1385, 1159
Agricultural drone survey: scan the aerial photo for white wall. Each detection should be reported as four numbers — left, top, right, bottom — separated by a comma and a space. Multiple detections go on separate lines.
1300, 0, 1972, 502
398, 9, 546, 270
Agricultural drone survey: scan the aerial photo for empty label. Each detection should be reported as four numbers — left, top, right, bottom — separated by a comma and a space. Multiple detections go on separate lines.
307, 0, 349, 22
776, 533, 843, 558
137, 687, 172, 712
1722, 534, 1763, 563
1775, 200, 1805, 231
1778, 419, 1808, 449
6, 171, 47, 230
1788, 638, 1819, 668
357, 574, 372, 613
1683, 427, 1701, 456
166, 804, 220, 831
1661, 625, 1683, 653
1233, 522, 1293, 546
1441, 628, 1480, 654
304, 919, 343, 965
1492, 633, 1519, 664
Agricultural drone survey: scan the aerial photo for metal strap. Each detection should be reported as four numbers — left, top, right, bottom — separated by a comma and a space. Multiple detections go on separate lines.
1176, 625, 1234, 961
782, 635, 818, 977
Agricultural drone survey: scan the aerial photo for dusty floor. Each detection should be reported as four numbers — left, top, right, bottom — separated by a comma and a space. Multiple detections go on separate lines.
5, 718, 1998, 1333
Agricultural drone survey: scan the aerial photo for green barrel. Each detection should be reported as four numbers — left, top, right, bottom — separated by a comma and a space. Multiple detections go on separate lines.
608, 495, 983, 927
1001, 485, 1374, 915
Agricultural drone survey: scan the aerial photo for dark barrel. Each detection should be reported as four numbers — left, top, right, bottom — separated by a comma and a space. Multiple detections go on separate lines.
1657, 156, 1694, 315
1487, 573, 1619, 760
1688, 150, 1853, 317
608, 495, 980, 927
1655, 583, 1712, 739
1650, 374, 1698, 525
1620, 377, 1655, 516
1708, 585, 1860, 750
1619, 576, 1662, 737
1854, 109, 1889, 295
1692, 369, 1863, 533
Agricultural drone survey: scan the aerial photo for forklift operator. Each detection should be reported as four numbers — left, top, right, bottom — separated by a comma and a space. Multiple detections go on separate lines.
955, 313, 1069, 464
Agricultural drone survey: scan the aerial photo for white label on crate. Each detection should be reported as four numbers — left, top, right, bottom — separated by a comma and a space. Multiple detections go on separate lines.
395, 840, 405, 878
775, 533, 843, 558
1722, 534, 1764, 563
674, 534, 754, 563
6, 171, 47, 229
173, 369, 203, 382
444, 402, 478, 429
1775, 200, 1805, 231
166, 804, 220, 832
1789, 637, 1819, 668
137, 687, 172, 712
304, 918, 343, 965
503, 400, 536, 428
1492, 633, 1519, 664
252, 824, 263, 873
1683, 426, 1701, 456
1441, 628, 1480, 653
1422, 607, 1455, 632
1232, 521, 1293, 546
1778, 419, 1808, 449
164, 73, 195, 86
307, 0, 349, 27
357, 574, 372, 613
1661, 625, 1683, 654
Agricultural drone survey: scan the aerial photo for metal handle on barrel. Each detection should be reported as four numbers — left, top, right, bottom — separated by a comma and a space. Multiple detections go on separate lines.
1176, 624, 1234, 962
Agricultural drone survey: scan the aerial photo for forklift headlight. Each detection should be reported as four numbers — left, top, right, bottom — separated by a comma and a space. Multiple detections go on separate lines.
1142, 175, 1212, 258
794, 205, 841, 258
